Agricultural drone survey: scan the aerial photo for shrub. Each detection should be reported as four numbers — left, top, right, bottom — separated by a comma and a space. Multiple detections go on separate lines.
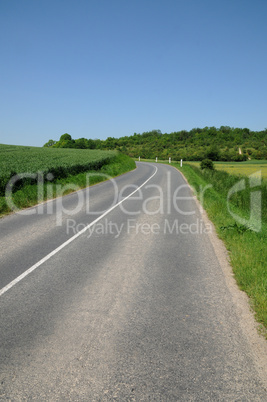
200, 159, 214, 170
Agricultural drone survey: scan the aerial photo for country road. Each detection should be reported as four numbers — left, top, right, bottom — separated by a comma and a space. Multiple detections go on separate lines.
0, 162, 266, 400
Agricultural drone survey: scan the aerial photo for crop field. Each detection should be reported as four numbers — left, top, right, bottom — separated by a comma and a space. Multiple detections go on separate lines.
0, 144, 117, 195
187, 160, 267, 179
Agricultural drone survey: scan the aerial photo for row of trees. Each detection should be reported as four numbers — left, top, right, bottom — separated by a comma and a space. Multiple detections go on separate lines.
44, 127, 267, 161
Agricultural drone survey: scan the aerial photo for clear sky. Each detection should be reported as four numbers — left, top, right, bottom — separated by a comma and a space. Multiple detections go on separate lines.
1, 0, 266, 147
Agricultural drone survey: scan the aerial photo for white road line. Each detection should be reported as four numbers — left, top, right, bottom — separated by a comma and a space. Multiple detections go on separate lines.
0, 166, 158, 297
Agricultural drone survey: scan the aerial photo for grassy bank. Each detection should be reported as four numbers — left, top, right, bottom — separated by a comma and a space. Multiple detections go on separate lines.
0, 153, 136, 216
173, 162, 267, 334
0, 144, 119, 195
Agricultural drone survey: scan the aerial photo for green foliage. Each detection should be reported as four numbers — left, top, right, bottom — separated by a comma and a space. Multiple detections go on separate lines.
189, 164, 267, 225
44, 126, 267, 161
0, 144, 117, 196
173, 162, 267, 331
0, 152, 135, 216
60, 133, 72, 142
200, 159, 214, 170
43, 139, 56, 147
205, 145, 220, 161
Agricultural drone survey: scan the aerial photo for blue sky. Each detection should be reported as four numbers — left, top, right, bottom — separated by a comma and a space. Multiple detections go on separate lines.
1, 0, 266, 146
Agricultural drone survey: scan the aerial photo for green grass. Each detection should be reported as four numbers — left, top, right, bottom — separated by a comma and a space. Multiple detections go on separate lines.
172, 162, 267, 334
188, 160, 267, 179
137, 158, 267, 179
0, 144, 118, 196
0, 145, 136, 216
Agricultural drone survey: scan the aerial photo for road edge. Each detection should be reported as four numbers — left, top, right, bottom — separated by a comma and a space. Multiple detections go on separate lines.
174, 165, 267, 388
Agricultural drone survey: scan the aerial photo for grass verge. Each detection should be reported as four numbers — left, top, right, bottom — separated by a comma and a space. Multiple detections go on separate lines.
0, 153, 136, 217
172, 162, 267, 335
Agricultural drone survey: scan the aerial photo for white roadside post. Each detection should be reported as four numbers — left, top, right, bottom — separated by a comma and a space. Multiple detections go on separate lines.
156, 157, 158, 162
169, 157, 171, 164
180, 159, 183, 167
139, 156, 140, 161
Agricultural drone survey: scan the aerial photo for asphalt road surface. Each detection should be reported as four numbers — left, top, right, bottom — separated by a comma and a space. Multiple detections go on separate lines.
0, 162, 266, 400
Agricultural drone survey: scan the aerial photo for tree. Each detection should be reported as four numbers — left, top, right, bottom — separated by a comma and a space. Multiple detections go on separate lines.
200, 159, 214, 170
75, 138, 87, 149
54, 133, 75, 148
43, 139, 56, 147
60, 133, 72, 142
42, 127, 266, 161
205, 145, 220, 161
87, 139, 96, 149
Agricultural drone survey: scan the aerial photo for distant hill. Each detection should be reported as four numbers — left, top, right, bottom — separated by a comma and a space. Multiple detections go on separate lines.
44, 127, 267, 161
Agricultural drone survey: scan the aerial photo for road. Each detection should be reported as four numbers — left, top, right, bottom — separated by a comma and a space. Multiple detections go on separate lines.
0, 162, 266, 400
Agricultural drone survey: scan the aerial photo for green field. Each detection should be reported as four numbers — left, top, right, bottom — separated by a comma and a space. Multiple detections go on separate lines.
0, 144, 117, 196
187, 160, 267, 179
0, 144, 135, 215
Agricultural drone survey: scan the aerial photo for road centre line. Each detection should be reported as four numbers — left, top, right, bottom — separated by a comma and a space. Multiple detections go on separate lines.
0, 165, 158, 297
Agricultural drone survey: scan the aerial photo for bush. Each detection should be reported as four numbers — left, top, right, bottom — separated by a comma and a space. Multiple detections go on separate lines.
200, 159, 214, 170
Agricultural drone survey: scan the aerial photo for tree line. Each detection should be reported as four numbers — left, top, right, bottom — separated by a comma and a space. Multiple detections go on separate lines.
44, 127, 267, 161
